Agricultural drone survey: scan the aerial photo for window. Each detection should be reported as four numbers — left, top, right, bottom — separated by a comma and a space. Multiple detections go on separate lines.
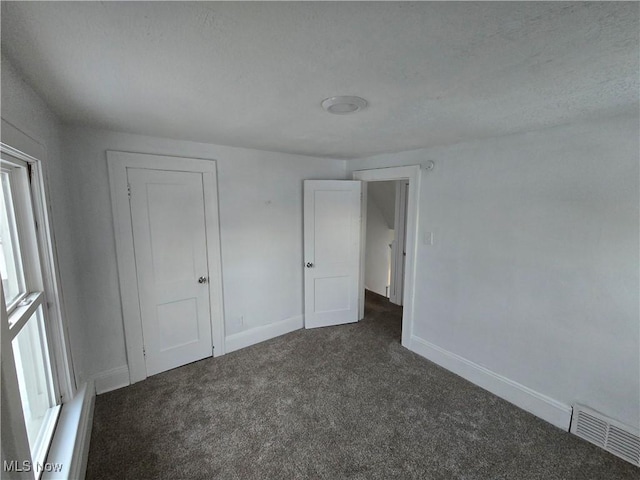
1, 170, 27, 307
2, 151, 62, 471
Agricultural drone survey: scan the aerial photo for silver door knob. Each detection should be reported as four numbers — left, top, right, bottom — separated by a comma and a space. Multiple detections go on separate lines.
306, 262, 314, 268
198, 276, 208, 284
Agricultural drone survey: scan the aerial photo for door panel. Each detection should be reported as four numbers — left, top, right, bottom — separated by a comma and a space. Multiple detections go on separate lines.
314, 275, 350, 312
304, 180, 362, 328
157, 298, 198, 351
128, 168, 212, 376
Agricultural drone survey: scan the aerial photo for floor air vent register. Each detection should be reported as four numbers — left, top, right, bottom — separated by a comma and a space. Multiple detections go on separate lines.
570, 404, 640, 467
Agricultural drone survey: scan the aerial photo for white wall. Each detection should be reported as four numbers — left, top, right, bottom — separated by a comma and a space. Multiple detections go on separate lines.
59, 126, 346, 384
365, 185, 394, 297
350, 114, 640, 429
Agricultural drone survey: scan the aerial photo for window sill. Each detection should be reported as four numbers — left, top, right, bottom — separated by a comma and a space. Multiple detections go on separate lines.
41, 381, 95, 480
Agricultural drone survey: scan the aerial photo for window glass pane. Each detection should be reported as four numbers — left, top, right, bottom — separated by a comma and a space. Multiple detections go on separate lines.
1, 171, 27, 306
12, 305, 57, 459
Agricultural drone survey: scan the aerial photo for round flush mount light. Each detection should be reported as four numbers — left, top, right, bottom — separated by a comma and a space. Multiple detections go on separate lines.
321, 96, 368, 115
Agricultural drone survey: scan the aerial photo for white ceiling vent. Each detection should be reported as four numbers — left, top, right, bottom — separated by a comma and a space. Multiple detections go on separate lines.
570, 404, 640, 467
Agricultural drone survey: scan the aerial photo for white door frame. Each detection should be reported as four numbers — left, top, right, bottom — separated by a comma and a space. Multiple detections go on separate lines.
108, 151, 225, 384
353, 165, 421, 348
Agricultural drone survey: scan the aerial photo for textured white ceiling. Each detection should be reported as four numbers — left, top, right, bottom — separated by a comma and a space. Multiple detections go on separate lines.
2, 2, 638, 159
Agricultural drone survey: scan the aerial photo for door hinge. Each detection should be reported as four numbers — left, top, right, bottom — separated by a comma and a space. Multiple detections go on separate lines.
127, 183, 131, 198
142, 347, 146, 357
27, 163, 34, 184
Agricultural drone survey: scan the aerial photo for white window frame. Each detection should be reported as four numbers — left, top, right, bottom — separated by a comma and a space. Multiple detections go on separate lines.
1, 142, 75, 478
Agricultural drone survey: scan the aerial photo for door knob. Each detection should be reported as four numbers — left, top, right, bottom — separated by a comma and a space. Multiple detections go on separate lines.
198, 276, 208, 284
306, 262, 314, 268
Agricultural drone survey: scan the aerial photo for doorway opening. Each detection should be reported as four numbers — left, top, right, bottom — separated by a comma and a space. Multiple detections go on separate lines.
362, 180, 408, 343
353, 165, 421, 349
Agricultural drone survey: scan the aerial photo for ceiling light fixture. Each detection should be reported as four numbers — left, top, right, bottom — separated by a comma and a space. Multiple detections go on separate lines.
321, 96, 368, 115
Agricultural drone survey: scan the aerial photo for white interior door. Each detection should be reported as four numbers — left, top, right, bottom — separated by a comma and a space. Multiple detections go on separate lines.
128, 168, 213, 376
390, 181, 409, 306
304, 180, 362, 329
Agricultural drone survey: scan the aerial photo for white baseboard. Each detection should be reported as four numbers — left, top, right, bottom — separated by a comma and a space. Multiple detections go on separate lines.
43, 381, 95, 480
409, 335, 572, 430
91, 365, 130, 394
225, 315, 303, 354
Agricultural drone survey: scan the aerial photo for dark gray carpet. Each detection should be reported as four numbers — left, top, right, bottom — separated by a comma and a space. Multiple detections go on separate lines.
87, 291, 638, 479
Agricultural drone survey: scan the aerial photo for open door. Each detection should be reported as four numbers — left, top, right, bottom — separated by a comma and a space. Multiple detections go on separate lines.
304, 180, 362, 329
390, 180, 409, 306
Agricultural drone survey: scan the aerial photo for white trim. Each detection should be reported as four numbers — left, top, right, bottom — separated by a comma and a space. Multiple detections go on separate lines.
91, 366, 131, 395
358, 180, 367, 319
30, 155, 77, 401
0, 119, 46, 162
107, 151, 225, 384
353, 165, 421, 349
202, 170, 226, 357
409, 335, 572, 430
225, 315, 303, 354
43, 381, 95, 480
